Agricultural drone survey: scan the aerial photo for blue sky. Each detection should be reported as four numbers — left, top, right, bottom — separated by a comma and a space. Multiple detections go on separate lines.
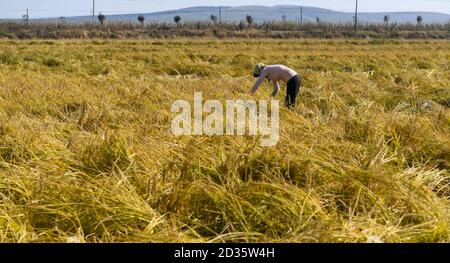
1, 0, 449, 19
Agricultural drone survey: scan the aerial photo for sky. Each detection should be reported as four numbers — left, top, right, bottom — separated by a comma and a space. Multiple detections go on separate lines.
0, 0, 449, 19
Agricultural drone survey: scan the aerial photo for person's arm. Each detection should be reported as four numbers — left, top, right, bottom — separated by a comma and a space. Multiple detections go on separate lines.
250, 69, 267, 94
270, 81, 280, 97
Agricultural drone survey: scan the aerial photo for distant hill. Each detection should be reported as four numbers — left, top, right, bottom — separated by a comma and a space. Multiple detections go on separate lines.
10, 5, 450, 24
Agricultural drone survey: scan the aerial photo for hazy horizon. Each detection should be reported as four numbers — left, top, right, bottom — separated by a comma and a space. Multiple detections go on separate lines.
1, 0, 449, 19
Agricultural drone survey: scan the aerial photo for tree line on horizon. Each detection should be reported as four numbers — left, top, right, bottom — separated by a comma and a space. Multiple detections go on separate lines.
46, 12, 433, 27
0, 12, 448, 40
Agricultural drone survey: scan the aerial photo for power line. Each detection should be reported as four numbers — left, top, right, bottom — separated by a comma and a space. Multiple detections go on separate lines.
4, 3, 444, 24
0, 5, 361, 20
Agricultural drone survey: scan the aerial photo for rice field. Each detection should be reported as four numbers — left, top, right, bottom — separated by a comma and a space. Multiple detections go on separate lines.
0, 39, 449, 243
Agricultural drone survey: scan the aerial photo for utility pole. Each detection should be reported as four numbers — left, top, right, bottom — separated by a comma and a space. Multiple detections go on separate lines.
354, 0, 358, 33
219, 6, 222, 22
300, 6, 303, 25
92, 0, 95, 23
26, 8, 29, 24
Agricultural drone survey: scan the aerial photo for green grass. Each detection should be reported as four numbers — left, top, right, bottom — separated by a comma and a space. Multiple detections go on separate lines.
0, 39, 449, 243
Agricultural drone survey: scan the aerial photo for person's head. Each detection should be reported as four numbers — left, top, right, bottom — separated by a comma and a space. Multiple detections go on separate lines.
253, 63, 266, 78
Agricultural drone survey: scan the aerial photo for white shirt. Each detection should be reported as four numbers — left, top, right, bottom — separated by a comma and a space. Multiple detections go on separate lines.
251, 65, 298, 97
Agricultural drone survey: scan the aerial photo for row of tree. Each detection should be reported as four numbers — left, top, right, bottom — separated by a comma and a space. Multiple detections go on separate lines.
93, 13, 427, 27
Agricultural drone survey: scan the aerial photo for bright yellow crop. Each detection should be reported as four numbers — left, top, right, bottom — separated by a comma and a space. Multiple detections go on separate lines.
0, 39, 448, 242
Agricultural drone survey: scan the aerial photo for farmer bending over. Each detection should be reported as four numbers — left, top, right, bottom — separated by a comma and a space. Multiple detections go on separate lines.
250, 63, 301, 107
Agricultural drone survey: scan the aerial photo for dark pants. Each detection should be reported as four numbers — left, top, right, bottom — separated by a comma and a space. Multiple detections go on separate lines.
286, 74, 301, 107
